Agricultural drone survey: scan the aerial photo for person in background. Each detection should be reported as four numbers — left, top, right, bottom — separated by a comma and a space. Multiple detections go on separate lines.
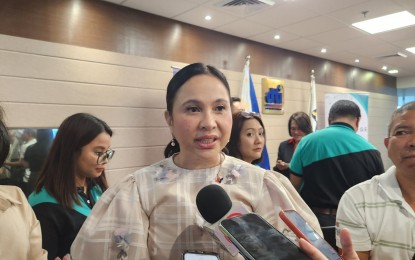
0, 106, 48, 259
289, 100, 384, 249
5, 128, 37, 187
336, 101, 415, 260
231, 96, 244, 113
227, 111, 265, 165
273, 111, 312, 178
71, 63, 321, 259
28, 113, 114, 260
22, 129, 54, 197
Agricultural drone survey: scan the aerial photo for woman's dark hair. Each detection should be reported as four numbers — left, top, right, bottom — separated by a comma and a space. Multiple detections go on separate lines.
0, 107, 10, 166
227, 111, 265, 165
288, 112, 313, 136
35, 113, 112, 209
164, 63, 231, 157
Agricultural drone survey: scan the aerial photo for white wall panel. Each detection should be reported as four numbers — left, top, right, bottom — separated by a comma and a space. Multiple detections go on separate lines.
0, 35, 397, 185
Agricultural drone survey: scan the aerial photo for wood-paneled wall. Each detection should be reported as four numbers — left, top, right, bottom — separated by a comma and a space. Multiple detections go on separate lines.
0, 0, 396, 95
0, 35, 395, 185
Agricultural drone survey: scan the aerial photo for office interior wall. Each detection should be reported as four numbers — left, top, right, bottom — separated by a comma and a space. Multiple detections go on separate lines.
0, 35, 395, 185
0, 0, 396, 95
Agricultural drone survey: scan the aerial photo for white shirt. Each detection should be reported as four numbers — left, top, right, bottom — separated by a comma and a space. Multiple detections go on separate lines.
336, 166, 415, 260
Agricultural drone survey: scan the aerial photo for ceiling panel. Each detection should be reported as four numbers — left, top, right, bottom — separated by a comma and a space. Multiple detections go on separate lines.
248, 29, 300, 46
246, 3, 319, 28
307, 27, 364, 45
173, 6, 239, 29
279, 15, 345, 37
215, 19, 274, 38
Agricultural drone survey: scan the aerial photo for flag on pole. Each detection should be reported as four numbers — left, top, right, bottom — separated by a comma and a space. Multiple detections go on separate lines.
240, 56, 270, 170
309, 70, 318, 132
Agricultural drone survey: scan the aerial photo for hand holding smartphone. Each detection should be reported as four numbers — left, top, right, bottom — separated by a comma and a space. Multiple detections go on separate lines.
219, 213, 311, 260
279, 209, 341, 260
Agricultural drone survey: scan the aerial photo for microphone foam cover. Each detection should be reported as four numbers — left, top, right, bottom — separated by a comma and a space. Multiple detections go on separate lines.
196, 184, 232, 224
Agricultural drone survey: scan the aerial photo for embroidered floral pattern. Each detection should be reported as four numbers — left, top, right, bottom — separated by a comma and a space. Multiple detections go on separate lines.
113, 228, 130, 260
154, 165, 179, 182
222, 165, 242, 185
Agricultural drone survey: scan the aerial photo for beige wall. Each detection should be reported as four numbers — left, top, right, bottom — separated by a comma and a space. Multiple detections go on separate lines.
0, 34, 395, 185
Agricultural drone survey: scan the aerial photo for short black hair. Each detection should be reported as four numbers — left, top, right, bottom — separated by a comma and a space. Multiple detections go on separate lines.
388, 101, 415, 135
328, 100, 361, 122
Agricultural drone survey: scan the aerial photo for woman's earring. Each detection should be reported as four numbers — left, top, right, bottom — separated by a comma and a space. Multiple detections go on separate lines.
171, 138, 176, 147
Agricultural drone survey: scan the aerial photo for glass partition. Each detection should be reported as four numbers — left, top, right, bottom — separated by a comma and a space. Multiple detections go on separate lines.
0, 128, 57, 197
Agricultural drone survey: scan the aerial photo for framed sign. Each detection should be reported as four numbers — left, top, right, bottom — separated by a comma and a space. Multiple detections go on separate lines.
262, 78, 284, 115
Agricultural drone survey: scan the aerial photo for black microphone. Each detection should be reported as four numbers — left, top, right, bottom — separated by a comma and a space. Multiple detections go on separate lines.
196, 184, 249, 256
196, 184, 232, 223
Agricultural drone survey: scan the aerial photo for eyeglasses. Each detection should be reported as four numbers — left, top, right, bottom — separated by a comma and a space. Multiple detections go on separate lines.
239, 111, 261, 119
96, 149, 115, 165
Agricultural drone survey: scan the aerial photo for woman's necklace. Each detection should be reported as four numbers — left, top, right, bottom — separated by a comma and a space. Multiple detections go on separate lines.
215, 153, 225, 183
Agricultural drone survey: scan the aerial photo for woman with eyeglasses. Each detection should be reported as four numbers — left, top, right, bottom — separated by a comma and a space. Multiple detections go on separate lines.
28, 113, 114, 260
71, 63, 320, 259
227, 111, 265, 165
273, 111, 312, 178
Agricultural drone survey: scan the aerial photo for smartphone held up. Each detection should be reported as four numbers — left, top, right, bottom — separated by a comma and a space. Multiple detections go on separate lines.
279, 209, 341, 260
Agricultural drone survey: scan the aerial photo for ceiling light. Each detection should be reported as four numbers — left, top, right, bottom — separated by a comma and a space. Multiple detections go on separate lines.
397, 52, 407, 58
352, 11, 415, 34
382, 66, 387, 70
406, 47, 415, 54
388, 69, 399, 74
204, 15, 212, 21
321, 48, 327, 53
355, 59, 360, 63
274, 34, 280, 40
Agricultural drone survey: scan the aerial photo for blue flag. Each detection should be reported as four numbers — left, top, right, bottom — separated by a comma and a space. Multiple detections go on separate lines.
240, 58, 270, 170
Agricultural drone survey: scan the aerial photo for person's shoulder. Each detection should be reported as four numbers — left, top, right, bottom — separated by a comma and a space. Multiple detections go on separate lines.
343, 168, 390, 196
224, 155, 265, 172
0, 185, 26, 204
28, 187, 58, 206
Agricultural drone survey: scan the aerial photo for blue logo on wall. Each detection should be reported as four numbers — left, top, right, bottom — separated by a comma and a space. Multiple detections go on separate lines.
265, 84, 283, 110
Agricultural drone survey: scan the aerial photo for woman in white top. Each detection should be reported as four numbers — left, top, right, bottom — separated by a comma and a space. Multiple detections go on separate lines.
71, 63, 321, 259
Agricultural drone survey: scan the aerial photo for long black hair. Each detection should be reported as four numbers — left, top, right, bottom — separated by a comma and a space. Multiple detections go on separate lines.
35, 113, 112, 209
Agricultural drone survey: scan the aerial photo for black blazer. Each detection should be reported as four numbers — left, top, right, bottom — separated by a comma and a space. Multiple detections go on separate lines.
272, 139, 295, 178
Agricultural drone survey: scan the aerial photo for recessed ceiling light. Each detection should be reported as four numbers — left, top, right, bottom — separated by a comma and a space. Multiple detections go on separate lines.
382, 66, 387, 70
321, 48, 327, 53
406, 47, 415, 54
204, 15, 212, 21
355, 59, 360, 63
352, 11, 415, 34
388, 69, 399, 74
274, 34, 280, 40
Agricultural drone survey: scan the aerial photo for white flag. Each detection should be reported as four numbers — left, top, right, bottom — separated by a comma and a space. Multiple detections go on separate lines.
309, 71, 317, 131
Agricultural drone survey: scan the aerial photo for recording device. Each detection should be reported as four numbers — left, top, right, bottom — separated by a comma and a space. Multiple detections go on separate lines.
279, 209, 341, 260
196, 184, 248, 256
182, 251, 220, 260
219, 213, 311, 260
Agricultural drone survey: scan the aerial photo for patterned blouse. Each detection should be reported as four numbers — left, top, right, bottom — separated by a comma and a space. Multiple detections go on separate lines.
71, 155, 321, 260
